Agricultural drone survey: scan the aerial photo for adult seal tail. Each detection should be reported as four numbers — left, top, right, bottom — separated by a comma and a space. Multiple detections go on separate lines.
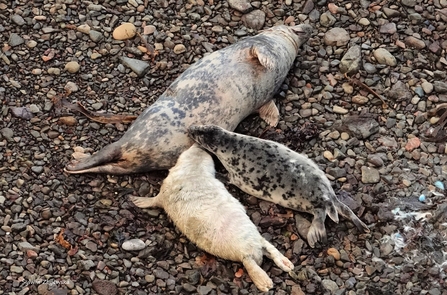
65, 24, 313, 174
188, 125, 370, 248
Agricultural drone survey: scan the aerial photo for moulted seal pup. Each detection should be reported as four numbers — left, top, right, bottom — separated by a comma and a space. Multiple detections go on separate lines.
188, 125, 370, 248
64, 24, 313, 174
130, 144, 294, 292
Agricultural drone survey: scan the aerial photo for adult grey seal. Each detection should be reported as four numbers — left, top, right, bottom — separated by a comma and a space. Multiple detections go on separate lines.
64, 24, 313, 174
188, 125, 370, 248
130, 144, 294, 292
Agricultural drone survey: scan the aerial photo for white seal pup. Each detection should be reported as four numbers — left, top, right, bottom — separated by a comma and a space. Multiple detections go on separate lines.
130, 144, 294, 292
188, 125, 370, 248
64, 24, 313, 174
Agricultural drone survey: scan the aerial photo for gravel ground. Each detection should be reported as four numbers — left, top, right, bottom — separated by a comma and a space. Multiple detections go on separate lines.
1, 0, 447, 294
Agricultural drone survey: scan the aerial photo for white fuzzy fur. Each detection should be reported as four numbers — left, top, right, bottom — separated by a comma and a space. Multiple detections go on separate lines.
130, 144, 294, 292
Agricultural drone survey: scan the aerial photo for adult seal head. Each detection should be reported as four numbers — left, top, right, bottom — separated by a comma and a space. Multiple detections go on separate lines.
65, 24, 313, 174
188, 125, 370, 248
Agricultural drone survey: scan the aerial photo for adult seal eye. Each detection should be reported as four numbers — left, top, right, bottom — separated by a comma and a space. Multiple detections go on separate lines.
190, 125, 370, 249
64, 24, 313, 175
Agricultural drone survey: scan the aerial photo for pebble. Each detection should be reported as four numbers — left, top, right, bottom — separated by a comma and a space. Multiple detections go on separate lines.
122, 239, 146, 251
65, 61, 80, 73
324, 28, 350, 46
380, 23, 397, 34
420, 81, 433, 94
77, 24, 91, 34
322, 279, 338, 293
26, 40, 37, 48
89, 30, 104, 42
12, 14, 26, 26
373, 48, 397, 66
113, 22, 137, 40
352, 95, 369, 105
327, 248, 341, 260
173, 44, 186, 54
65, 81, 79, 93
339, 45, 361, 74
242, 10, 266, 30
92, 279, 118, 295
9, 33, 24, 47
358, 18, 370, 26
228, 0, 252, 13
405, 137, 421, 151
434, 81, 447, 93
119, 56, 150, 77
320, 12, 336, 27
144, 25, 156, 34
361, 166, 380, 184
405, 36, 425, 49
333, 105, 348, 114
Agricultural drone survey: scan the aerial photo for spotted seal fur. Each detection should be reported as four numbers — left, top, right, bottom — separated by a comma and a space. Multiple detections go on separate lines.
64, 24, 313, 174
130, 144, 294, 292
188, 125, 370, 248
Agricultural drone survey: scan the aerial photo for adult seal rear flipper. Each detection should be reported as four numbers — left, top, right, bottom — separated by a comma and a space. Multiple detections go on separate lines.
64, 143, 128, 174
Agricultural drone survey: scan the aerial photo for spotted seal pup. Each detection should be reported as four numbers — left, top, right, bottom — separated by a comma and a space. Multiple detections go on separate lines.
130, 144, 294, 292
188, 125, 370, 248
64, 24, 313, 174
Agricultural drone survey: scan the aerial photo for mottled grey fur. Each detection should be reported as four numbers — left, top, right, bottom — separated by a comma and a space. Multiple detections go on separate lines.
65, 24, 313, 174
188, 125, 370, 248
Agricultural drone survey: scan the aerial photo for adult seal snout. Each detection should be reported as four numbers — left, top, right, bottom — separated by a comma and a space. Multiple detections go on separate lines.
65, 24, 313, 174
188, 125, 370, 248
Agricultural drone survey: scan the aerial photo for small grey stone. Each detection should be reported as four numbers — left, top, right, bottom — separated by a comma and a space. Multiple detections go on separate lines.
340, 45, 361, 74
89, 30, 104, 42
228, 0, 252, 13
373, 48, 396, 66
153, 268, 170, 279
379, 23, 397, 34
119, 56, 150, 77
302, 0, 315, 14
11, 14, 26, 26
1, 127, 15, 141
322, 279, 338, 293
383, 7, 400, 17
79, 259, 96, 270
18, 241, 38, 251
421, 81, 433, 94
88, 4, 103, 11
122, 238, 146, 251
197, 285, 213, 295
320, 12, 336, 27
324, 28, 350, 46
361, 166, 380, 184
31, 166, 44, 174
389, 81, 412, 101
11, 223, 27, 232
434, 81, 447, 94
10, 265, 24, 273
9, 33, 25, 47
242, 10, 265, 30
402, 0, 416, 7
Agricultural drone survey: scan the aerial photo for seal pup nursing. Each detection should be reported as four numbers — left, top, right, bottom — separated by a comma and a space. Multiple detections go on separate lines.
130, 144, 294, 292
188, 125, 370, 248
65, 24, 313, 174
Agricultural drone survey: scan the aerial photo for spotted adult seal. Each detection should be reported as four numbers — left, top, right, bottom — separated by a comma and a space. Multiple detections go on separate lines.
64, 24, 313, 174
130, 144, 294, 292
188, 125, 370, 248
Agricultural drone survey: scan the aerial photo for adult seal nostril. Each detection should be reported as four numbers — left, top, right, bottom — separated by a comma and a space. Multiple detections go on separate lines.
64, 24, 313, 175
